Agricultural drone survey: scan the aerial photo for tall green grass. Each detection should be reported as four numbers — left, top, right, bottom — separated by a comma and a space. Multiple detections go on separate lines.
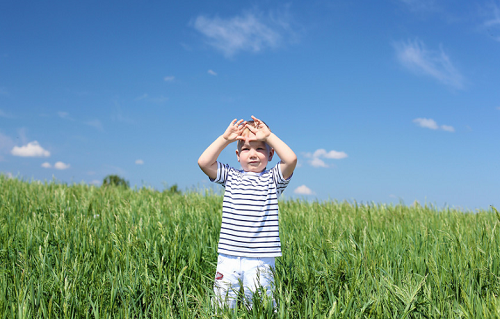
1, 174, 499, 318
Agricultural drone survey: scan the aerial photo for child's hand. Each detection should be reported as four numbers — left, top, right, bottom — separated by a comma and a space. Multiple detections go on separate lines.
222, 119, 245, 142
245, 116, 271, 141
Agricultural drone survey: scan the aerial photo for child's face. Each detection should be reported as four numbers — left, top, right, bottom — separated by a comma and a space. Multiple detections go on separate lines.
236, 140, 274, 173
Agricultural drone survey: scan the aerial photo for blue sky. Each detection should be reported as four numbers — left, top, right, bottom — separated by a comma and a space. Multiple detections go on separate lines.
1, 0, 499, 210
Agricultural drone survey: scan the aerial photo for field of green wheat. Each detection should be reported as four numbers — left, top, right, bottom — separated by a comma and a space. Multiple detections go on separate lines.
1, 174, 499, 318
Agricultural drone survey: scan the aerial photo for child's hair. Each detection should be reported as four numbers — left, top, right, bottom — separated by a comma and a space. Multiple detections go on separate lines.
237, 120, 272, 152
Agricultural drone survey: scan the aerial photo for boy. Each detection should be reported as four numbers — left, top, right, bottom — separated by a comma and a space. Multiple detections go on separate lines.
198, 115, 297, 310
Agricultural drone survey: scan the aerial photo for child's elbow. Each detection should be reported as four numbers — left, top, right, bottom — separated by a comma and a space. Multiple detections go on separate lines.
197, 158, 207, 170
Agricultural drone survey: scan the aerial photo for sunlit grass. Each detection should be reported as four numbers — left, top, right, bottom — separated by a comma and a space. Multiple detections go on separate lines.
1, 174, 499, 318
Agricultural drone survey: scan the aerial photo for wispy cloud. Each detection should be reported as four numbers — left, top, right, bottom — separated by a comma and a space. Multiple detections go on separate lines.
482, 1, 500, 41
11, 141, 50, 157
304, 148, 348, 168
413, 118, 455, 132
164, 76, 175, 82
440, 125, 455, 132
135, 93, 149, 101
208, 69, 217, 76
41, 162, 51, 168
294, 184, 314, 195
112, 100, 135, 124
85, 119, 104, 131
0, 109, 13, 118
135, 159, 144, 165
394, 38, 465, 89
58, 111, 74, 121
192, 7, 295, 57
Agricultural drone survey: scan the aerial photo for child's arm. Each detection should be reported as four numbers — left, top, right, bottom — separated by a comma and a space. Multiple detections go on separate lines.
198, 119, 245, 180
247, 115, 297, 180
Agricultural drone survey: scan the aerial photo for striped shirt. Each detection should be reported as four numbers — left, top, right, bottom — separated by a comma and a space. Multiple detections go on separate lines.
211, 162, 291, 257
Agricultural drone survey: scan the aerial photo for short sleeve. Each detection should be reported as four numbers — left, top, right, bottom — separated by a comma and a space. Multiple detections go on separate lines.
210, 162, 230, 186
271, 163, 292, 198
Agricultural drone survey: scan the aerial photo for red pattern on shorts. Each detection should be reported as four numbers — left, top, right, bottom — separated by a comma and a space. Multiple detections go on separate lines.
215, 271, 224, 280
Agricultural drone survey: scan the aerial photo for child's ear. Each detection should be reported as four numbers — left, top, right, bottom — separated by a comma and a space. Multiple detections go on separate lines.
268, 148, 274, 161
235, 150, 240, 162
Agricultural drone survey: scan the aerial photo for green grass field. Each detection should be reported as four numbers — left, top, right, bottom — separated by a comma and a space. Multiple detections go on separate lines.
1, 174, 499, 318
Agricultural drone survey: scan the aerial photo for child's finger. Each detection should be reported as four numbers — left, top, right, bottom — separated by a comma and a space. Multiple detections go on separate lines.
245, 124, 257, 132
251, 115, 261, 124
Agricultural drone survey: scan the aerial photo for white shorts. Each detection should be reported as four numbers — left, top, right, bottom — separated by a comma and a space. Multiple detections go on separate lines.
213, 253, 276, 309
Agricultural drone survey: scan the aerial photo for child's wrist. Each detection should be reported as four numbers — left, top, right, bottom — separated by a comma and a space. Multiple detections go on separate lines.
220, 135, 234, 143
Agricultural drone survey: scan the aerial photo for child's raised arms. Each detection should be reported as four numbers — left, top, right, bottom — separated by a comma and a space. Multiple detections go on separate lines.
198, 119, 246, 180
222, 119, 246, 142
245, 115, 297, 180
244, 116, 271, 142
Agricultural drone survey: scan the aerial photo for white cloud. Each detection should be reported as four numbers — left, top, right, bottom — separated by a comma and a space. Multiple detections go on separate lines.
208, 69, 218, 76
312, 149, 348, 159
164, 76, 175, 82
192, 8, 294, 57
310, 157, 328, 168
41, 162, 51, 168
413, 118, 455, 132
413, 118, 439, 130
90, 180, 101, 186
440, 125, 455, 132
294, 185, 314, 195
135, 159, 144, 165
304, 148, 348, 168
11, 141, 50, 157
394, 38, 464, 89
54, 161, 70, 170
